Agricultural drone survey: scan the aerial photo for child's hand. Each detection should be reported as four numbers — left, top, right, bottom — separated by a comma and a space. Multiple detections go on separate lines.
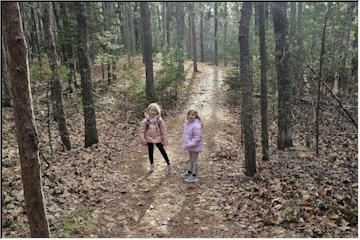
162, 140, 169, 146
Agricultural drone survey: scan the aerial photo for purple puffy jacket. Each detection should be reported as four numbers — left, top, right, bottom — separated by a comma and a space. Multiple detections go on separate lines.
181, 119, 202, 152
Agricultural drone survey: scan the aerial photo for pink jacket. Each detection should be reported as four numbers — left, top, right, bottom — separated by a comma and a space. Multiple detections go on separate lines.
139, 116, 168, 146
182, 119, 202, 152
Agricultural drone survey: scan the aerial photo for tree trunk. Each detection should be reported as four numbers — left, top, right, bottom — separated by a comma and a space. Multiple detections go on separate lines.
133, 2, 141, 52
124, 2, 132, 64
214, 2, 218, 65
52, 2, 66, 64
257, 2, 269, 161
60, 2, 77, 91
316, 8, 330, 156
2, 2, 50, 237
30, 3, 42, 66
190, 3, 197, 72
351, 27, 357, 78
239, 2, 256, 176
334, 2, 356, 95
200, 12, 204, 62
224, 2, 227, 67
187, 14, 192, 59
75, 2, 99, 148
162, 2, 166, 48
19, 3, 32, 59
175, 2, 185, 75
297, 2, 304, 98
2, 35, 12, 107
140, 2, 155, 101
42, 2, 72, 150
289, 2, 297, 100
128, 3, 135, 55
272, 2, 293, 149
166, 2, 171, 46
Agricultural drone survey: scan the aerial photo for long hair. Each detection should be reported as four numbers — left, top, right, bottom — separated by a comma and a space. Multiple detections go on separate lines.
147, 103, 161, 117
187, 109, 202, 123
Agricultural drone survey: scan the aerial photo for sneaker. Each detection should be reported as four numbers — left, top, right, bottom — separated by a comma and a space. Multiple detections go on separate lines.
150, 164, 154, 173
185, 175, 198, 182
181, 171, 192, 178
167, 164, 171, 171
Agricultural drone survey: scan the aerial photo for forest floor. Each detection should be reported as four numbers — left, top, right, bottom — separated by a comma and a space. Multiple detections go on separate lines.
1, 60, 358, 237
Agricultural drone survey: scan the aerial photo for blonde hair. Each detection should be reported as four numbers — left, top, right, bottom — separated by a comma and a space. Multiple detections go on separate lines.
147, 103, 161, 116
187, 109, 201, 122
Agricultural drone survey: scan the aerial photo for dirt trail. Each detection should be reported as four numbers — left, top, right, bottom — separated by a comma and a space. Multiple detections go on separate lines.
89, 63, 237, 237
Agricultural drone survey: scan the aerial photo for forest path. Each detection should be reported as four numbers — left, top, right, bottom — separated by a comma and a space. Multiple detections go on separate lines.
90, 63, 240, 237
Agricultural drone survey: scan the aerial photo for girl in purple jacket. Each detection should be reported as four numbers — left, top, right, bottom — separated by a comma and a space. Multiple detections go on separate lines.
181, 109, 203, 182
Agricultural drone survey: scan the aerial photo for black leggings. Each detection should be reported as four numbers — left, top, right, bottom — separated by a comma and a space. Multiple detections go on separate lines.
147, 143, 170, 165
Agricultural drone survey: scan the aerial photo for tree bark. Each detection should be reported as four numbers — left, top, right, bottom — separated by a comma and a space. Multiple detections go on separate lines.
200, 12, 204, 62
316, 8, 330, 156
162, 2, 166, 48
140, 2, 155, 101
42, 2, 72, 150
60, 2, 77, 91
2, 2, 50, 237
52, 2, 66, 64
257, 2, 269, 161
224, 2, 227, 67
30, 3, 42, 66
239, 2, 256, 176
75, 2, 99, 148
190, 3, 197, 72
124, 2, 132, 64
175, 2, 185, 75
214, 2, 218, 65
297, 2, 304, 98
166, 2, 171, 46
188, 13, 192, 59
272, 2, 293, 149
2, 35, 12, 107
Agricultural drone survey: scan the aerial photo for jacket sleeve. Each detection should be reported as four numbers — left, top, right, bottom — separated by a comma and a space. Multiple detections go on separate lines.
160, 118, 169, 146
139, 119, 147, 145
187, 123, 202, 147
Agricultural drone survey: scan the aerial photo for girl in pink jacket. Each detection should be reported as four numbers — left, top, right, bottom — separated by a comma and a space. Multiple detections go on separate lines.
140, 103, 170, 173
181, 109, 202, 182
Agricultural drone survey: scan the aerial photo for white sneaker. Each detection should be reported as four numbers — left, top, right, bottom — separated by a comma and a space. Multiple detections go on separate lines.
167, 164, 171, 171
185, 175, 198, 182
181, 171, 192, 178
150, 164, 154, 173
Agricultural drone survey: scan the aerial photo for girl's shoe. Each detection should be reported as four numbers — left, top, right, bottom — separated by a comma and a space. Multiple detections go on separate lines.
181, 171, 191, 178
150, 164, 154, 173
167, 164, 171, 171
185, 175, 198, 182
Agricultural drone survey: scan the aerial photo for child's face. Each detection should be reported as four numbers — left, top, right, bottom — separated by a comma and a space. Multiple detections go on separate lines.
149, 108, 158, 118
187, 112, 196, 122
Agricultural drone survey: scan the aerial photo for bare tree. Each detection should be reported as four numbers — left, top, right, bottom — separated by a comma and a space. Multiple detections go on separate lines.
296, 2, 304, 98
140, 2, 155, 101
190, 3, 197, 72
316, 8, 330, 156
272, 2, 293, 149
42, 2, 72, 150
176, 2, 185, 74
257, 2, 269, 161
239, 2, 256, 176
224, 2, 228, 67
200, 11, 204, 62
2, 2, 50, 237
75, 2, 99, 147
214, 2, 218, 65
